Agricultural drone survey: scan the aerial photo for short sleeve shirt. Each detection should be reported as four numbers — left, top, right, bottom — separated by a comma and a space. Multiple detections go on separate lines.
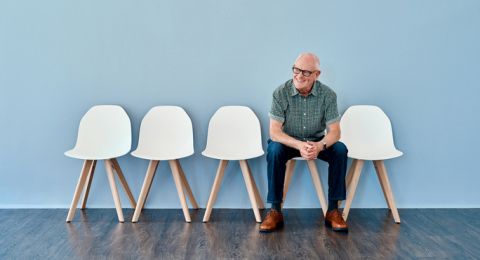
269, 79, 340, 141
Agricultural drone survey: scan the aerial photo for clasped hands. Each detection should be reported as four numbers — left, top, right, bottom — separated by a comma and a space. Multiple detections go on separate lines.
299, 141, 324, 160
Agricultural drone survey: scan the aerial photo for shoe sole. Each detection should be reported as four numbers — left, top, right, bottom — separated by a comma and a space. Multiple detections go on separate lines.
325, 220, 348, 233
259, 222, 284, 233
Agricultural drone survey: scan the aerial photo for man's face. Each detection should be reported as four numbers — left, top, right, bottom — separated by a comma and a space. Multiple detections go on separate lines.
292, 56, 320, 92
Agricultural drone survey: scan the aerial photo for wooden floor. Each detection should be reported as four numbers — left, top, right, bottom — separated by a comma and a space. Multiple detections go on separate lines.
0, 209, 479, 259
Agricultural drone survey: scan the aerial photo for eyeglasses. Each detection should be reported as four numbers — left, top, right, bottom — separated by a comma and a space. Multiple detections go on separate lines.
292, 66, 317, 77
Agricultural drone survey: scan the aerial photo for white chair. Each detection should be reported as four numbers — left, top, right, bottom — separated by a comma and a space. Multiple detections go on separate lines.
202, 106, 265, 223
282, 158, 328, 216
340, 105, 403, 223
65, 105, 136, 223
131, 106, 199, 223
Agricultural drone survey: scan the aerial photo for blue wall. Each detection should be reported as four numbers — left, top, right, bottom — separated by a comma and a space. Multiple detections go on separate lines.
1, 1, 479, 208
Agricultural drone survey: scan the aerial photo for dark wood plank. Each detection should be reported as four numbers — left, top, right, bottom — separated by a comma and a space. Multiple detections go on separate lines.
0, 209, 479, 259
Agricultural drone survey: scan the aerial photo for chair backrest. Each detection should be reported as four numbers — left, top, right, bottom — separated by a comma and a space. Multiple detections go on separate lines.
67, 105, 131, 159
202, 106, 264, 160
340, 105, 402, 160
132, 106, 194, 160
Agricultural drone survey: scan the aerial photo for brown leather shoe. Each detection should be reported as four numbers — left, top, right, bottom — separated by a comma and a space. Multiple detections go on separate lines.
259, 209, 284, 233
325, 209, 348, 232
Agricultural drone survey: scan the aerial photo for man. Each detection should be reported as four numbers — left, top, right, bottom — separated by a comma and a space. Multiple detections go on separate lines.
260, 53, 349, 233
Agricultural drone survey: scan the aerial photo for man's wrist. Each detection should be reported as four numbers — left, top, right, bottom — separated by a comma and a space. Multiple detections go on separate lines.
296, 140, 305, 151
320, 140, 327, 151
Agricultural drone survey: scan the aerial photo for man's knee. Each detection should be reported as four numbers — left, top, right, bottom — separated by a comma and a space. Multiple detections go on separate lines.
331, 141, 348, 159
267, 140, 288, 162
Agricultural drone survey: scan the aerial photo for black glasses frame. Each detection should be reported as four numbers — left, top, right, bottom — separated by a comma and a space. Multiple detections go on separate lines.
292, 66, 317, 77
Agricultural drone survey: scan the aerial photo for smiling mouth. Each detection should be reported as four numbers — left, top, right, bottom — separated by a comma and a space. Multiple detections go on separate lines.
295, 78, 306, 83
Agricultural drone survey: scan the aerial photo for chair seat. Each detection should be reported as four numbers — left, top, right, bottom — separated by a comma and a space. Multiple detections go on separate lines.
131, 150, 193, 161
64, 149, 128, 160
201, 150, 264, 161
291, 157, 309, 161
65, 105, 131, 161
347, 148, 403, 160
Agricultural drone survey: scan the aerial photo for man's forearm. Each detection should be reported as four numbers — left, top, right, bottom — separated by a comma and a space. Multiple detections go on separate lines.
317, 129, 340, 149
270, 129, 303, 151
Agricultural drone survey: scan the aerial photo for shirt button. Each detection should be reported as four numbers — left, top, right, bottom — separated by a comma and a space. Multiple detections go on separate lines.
304, 113, 306, 116
303, 126, 306, 129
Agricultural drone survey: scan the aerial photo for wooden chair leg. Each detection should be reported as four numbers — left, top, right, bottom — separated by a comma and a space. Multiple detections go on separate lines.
239, 160, 262, 223
307, 160, 328, 217
282, 160, 296, 207
144, 162, 157, 205
66, 160, 93, 222
143, 160, 160, 210
132, 160, 159, 223
203, 160, 228, 222
105, 159, 124, 223
342, 159, 364, 221
111, 158, 137, 209
81, 160, 97, 209
245, 161, 265, 209
374, 160, 401, 223
175, 160, 199, 209
339, 159, 358, 208
372, 161, 392, 210
169, 160, 191, 223
345, 159, 357, 189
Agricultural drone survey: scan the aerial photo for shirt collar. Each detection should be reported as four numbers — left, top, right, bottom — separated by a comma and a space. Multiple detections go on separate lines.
290, 80, 321, 97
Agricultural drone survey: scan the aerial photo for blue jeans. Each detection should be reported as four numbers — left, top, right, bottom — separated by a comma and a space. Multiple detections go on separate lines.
266, 139, 348, 204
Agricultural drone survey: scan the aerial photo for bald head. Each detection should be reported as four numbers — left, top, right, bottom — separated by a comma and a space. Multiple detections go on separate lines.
295, 53, 320, 71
